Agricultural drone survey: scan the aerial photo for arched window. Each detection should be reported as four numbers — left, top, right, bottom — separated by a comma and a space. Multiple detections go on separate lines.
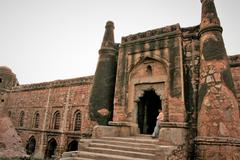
146, 65, 152, 76
33, 112, 40, 128
74, 111, 81, 131
52, 111, 60, 130
19, 111, 25, 127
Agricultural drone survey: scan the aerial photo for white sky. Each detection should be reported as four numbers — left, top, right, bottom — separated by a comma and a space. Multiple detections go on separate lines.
0, 0, 239, 84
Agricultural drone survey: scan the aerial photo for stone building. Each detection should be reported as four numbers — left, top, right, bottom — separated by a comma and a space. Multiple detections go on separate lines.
0, 68, 94, 158
1, 0, 240, 159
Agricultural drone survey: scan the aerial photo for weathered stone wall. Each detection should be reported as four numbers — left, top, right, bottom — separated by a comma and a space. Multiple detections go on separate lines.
1, 4, 239, 159
229, 55, 240, 104
195, 137, 240, 159
182, 27, 240, 124
114, 24, 186, 123
181, 23, 240, 159
2, 76, 93, 159
182, 25, 200, 125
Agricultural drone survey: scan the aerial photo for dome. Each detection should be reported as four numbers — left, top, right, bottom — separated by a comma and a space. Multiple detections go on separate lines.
0, 66, 14, 75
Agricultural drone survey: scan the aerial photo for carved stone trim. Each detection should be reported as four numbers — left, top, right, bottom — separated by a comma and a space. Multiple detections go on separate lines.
229, 54, 240, 67
160, 122, 189, 129
195, 136, 240, 146
199, 24, 223, 36
12, 76, 94, 92
122, 24, 181, 44
134, 82, 165, 102
128, 56, 169, 75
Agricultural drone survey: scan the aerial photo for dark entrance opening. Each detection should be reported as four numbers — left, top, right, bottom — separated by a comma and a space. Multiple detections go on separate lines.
67, 140, 78, 151
26, 136, 36, 155
137, 89, 161, 134
44, 138, 57, 159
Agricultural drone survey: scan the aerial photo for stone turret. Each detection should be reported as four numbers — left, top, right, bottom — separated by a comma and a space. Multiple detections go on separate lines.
89, 21, 118, 125
0, 66, 18, 90
0, 66, 18, 113
196, 0, 240, 159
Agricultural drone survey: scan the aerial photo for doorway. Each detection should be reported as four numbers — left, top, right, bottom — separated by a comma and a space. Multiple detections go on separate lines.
26, 136, 36, 155
67, 140, 78, 151
44, 138, 57, 159
137, 89, 161, 134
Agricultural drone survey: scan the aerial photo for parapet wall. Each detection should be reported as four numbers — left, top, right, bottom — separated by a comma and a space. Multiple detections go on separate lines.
12, 76, 94, 92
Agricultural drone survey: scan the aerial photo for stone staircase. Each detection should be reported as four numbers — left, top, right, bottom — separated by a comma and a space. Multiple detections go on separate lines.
61, 135, 176, 160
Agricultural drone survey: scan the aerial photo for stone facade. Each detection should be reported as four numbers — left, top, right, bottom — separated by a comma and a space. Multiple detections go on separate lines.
1, 0, 240, 159
0, 73, 94, 159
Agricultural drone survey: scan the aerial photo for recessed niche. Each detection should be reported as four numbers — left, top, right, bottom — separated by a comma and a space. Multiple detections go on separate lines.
146, 65, 152, 76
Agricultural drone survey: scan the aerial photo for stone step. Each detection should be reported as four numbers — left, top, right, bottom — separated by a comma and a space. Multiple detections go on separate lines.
83, 147, 155, 159
62, 151, 152, 160
90, 139, 157, 149
100, 136, 158, 144
89, 142, 156, 154
61, 156, 94, 160
61, 151, 79, 158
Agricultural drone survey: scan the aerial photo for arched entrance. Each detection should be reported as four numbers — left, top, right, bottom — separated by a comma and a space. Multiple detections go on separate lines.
26, 136, 36, 155
44, 138, 57, 159
137, 89, 161, 134
67, 140, 78, 151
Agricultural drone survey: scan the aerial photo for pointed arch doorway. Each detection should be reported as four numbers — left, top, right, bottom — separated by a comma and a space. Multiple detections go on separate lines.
67, 140, 78, 151
44, 138, 57, 159
26, 136, 36, 155
137, 89, 162, 134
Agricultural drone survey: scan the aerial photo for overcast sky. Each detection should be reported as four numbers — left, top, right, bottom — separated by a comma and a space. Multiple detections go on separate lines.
0, 0, 239, 84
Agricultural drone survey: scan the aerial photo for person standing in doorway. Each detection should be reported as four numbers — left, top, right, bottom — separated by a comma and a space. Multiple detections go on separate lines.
152, 109, 164, 138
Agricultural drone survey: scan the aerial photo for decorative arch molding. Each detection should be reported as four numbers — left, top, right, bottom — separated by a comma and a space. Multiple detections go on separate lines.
126, 53, 170, 124
28, 135, 36, 140
48, 138, 57, 144
134, 83, 166, 102
128, 55, 169, 75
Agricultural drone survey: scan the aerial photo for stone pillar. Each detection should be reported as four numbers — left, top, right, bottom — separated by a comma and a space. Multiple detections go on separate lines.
34, 88, 52, 159
58, 87, 71, 158
162, 97, 169, 122
196, 0, 240, 159
89, 21, 118, 125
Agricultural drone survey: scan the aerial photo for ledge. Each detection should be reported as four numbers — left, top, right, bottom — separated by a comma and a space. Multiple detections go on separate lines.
121, 24, 181, 44
195, 136, 240, 147
108, 121, 135, 127
199, 24, 223, 36
121, 30, 182, 47
160, 122, 189, 129
11, 76, 94, 92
